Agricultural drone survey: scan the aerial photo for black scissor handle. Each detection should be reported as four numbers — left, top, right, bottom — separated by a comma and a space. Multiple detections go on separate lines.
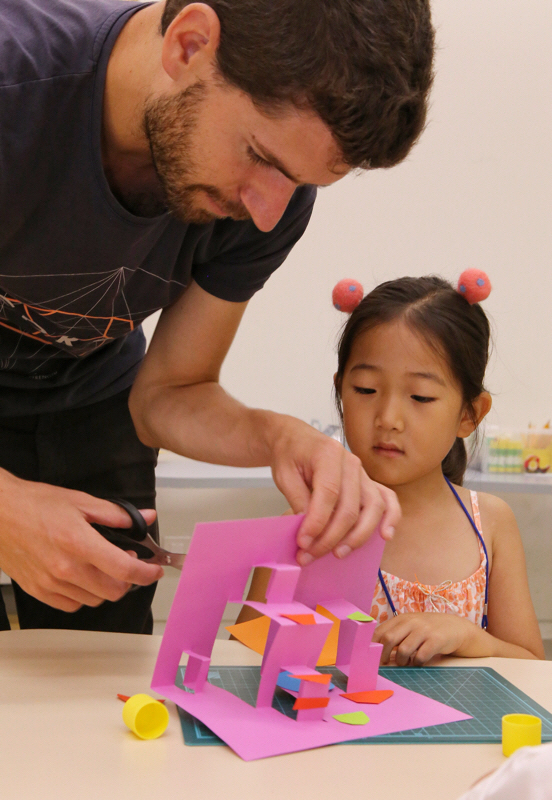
109, 498, 149, 539
97, 498, 154, 561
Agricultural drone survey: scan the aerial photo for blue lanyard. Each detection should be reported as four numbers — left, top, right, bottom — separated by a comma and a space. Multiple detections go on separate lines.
378, 476, 489, 629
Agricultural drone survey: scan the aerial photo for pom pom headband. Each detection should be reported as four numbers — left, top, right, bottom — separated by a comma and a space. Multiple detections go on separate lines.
456, 269, 492, 304
332, 269, 491, 313
332, 279, 364, 312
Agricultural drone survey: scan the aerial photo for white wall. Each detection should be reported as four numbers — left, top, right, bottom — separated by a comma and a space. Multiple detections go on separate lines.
222, 0, 552, 432
144, 0, 552, 627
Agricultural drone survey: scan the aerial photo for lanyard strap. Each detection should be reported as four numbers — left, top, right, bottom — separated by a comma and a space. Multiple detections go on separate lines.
378, 477, 489, 629
444, 477, 489, 629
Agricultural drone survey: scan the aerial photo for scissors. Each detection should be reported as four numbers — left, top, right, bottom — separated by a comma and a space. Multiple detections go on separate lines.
98, 498, 185, 571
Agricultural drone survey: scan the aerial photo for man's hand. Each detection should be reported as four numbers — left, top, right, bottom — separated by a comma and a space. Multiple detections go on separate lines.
269, 416, 400, 565
372, 612, 475, 666
0, 470, 163, 612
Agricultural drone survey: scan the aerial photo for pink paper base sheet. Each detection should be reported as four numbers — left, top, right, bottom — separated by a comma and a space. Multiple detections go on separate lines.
158, 672, 471, 761
151, 514, 471, 761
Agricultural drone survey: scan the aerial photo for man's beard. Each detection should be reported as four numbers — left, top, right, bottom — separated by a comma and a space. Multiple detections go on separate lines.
141, 83, 251, 225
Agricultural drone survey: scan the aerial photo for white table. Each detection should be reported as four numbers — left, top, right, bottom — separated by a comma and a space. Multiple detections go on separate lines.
1, 629, 550, 800
156, 451, 552, 494
155, 450, 274, 488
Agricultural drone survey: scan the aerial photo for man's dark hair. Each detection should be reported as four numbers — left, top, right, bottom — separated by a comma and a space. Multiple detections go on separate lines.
334, 276, 492, 485
160, 0, 435, 170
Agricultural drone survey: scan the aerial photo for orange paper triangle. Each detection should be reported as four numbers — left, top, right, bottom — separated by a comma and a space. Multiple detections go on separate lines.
225, 615, 271, 655
340, 690, 394, 704
281, 613, 316, 625
315, 605, 340, 666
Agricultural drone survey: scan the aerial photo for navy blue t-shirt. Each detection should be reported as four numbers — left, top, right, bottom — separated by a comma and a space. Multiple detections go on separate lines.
0, 0, 315, 415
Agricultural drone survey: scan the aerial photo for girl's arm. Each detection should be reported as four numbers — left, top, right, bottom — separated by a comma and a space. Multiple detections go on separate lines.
373, 612, 541, 666
479, 493, 544, 660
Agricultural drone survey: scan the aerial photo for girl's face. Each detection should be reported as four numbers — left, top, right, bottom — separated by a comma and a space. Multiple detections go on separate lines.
339, 319, 475, 488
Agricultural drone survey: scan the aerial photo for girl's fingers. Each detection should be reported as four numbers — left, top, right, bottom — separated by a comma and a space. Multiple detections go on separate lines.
411, 641, 437, 666
394, 630, 426, 666
373, 620, 404, 663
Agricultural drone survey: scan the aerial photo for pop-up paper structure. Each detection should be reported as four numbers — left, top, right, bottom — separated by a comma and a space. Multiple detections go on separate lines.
151, 515, 470, 760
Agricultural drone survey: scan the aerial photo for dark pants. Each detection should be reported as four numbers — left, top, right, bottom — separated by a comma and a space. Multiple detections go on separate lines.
0, 388, 158, 633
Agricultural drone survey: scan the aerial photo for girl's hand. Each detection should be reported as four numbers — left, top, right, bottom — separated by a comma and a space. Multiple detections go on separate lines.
372, 612, 476, 666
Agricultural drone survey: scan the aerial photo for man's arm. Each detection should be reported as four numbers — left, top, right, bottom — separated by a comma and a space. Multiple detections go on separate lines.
130, 280, 400, 563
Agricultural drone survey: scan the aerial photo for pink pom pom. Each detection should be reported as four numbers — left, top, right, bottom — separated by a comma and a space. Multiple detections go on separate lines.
332, 279, 364, 312
457, 269, 492, 304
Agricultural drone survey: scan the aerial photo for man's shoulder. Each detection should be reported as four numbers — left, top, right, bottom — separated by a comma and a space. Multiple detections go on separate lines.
191, 185, 317, 303
0, 0, 144, 87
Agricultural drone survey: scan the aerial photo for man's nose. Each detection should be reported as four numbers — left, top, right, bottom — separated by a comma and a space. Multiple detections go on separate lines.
239, 171, 297, 232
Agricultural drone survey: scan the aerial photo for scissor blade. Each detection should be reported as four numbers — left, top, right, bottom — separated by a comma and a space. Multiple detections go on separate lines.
139, 533, 185, 570
163, 552, 185, 571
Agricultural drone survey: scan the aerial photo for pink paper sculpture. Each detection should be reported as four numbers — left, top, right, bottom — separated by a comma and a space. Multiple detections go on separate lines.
151, 515, 470, 760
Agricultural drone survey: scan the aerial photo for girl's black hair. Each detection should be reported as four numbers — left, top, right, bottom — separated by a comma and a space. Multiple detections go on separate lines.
334, 275, 491, 485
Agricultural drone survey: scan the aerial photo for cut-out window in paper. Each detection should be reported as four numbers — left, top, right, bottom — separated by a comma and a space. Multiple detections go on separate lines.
151, 514, 471, 760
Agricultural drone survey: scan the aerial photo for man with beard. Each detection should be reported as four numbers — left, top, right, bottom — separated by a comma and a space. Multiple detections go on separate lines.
0, 0, 434, 633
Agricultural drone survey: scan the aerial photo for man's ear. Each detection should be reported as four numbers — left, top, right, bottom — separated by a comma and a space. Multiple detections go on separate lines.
457, 391, 492, 439
161, 3, 221, 85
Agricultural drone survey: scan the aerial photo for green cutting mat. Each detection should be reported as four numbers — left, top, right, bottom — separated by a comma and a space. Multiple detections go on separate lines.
176, 665, 552, 745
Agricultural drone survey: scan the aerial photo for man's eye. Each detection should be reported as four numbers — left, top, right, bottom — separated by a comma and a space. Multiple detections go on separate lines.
247, 147, 270, 168
353, 387, 376, 395
412, 395, 435, 403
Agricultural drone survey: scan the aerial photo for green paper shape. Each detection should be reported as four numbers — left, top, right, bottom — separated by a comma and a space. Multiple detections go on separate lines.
347, 611, 374, 622
333, 711, 370, 726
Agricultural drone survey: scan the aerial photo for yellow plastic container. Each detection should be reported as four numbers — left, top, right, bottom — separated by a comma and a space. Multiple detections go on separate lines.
502, 713, 541, 756
122, 693, 169, 740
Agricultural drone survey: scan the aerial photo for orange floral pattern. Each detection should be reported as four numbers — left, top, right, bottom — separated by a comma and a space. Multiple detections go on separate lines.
371, 491, 487, 627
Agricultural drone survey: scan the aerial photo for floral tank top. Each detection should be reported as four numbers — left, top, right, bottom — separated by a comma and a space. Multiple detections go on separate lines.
371, 491, 487, 627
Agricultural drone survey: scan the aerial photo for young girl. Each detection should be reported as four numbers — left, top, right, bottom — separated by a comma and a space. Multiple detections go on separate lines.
241, 273, 544, 665
334, 273, 543, 664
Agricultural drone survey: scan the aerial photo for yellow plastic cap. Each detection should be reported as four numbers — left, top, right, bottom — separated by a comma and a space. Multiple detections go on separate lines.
122, 694, 169, 740
502, 713, 541, 757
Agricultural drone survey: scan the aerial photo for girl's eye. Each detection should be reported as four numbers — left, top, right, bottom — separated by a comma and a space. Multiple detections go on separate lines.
247, 147, 271, 168
353, 387, 376, 395
412, 395, 435, 404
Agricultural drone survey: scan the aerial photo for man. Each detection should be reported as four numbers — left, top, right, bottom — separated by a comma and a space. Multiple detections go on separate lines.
0, 0, 434, 632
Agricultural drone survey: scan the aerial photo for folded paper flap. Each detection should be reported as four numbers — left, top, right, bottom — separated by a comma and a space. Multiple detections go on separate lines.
317, 599, 370, 619
245, 601, 332, 625
293, 697, 330, 710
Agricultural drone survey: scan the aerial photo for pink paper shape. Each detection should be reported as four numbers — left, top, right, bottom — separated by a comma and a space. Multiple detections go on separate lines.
151, 514, 471, 760
336, 619, 382, 693
265, 564, 301, 603
256, 616, 331, 707
295, 679, 330, 721
182, 652, 210, 692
